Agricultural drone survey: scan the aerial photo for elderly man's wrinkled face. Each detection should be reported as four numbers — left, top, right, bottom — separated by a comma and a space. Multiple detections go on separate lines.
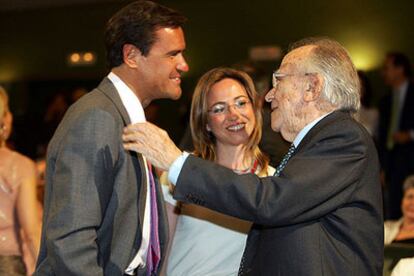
265, 46, 314, 142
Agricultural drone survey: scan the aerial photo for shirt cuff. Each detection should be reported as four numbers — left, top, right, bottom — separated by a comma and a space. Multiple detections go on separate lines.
168, 151, 190, 185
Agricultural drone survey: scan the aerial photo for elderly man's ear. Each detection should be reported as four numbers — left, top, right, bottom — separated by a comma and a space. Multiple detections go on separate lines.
123, 44, 142, 68
303, 74, 323, 102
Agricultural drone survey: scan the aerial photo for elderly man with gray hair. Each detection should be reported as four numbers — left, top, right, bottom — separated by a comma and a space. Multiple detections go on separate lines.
123, 37, 383, 275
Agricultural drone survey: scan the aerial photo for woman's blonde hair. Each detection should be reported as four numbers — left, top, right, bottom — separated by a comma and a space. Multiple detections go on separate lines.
190, 67, 269, 174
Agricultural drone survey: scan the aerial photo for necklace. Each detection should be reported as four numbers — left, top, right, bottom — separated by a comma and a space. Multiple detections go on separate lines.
233, 159, 259, 175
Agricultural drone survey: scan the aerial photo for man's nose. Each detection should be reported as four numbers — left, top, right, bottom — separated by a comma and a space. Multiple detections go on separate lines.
265, 88, 276, 102
177, 55, 189, 72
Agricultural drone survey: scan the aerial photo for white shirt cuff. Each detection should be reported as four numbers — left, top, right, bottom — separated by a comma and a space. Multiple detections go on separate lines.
168, 151, 190, 185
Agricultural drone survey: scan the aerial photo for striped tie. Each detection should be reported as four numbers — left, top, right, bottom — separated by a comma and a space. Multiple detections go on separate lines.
274, 144, 296, 176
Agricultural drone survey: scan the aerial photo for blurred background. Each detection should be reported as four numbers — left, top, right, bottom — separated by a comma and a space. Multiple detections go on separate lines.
1, 0, 413, 159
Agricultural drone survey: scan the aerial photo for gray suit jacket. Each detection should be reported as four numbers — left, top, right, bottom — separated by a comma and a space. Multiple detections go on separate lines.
174, 110, 383, 275
35, 78, 168, 275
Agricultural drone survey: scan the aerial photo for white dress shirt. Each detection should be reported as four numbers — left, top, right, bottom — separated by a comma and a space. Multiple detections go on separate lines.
107, 72, 152, 275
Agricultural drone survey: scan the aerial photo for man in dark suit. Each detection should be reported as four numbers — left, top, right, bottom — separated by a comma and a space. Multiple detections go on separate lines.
123, 38, 383, 275
35, 1, 189, 275
378, 52, 414, 219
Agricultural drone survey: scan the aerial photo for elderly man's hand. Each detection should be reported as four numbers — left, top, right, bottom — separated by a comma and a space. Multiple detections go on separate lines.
123, 122, 182, 171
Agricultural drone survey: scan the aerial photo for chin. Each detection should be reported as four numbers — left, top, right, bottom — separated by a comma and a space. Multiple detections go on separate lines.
166, 89, 182, 100
222, 135, 249, 146
280, 130, 294, 143
270, 122, 281, 132
174, 87, 182, 98
404, 211, 414, 218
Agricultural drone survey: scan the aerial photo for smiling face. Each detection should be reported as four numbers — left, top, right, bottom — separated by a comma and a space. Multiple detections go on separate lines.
134, 27, 189, 102
206, 78, 256, 149
402, 188, 414, 222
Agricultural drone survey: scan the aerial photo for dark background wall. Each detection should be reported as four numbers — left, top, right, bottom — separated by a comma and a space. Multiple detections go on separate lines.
1, 0, 413, 157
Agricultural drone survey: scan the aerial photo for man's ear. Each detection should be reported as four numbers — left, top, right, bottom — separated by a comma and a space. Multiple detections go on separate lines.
122, 44, 141, 68
303, 73, 323, 102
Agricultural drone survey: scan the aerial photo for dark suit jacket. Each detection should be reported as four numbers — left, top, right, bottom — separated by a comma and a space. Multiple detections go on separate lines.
35, 78, 168, 275
174, 110, 383, 275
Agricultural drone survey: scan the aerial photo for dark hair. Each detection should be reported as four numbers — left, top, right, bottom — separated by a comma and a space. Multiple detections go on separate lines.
357, 70, 373, 108
387, 52, 412, 77
105, 0, 187, 68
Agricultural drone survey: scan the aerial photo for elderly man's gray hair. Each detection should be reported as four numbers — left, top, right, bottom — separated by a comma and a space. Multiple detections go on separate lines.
290, 37, 360, 113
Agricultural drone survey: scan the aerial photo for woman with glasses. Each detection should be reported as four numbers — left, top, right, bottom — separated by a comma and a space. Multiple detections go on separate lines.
161, 67, 274, 275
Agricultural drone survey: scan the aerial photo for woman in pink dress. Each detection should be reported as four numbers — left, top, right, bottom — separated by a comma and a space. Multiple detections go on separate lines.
0, 87, 42, 275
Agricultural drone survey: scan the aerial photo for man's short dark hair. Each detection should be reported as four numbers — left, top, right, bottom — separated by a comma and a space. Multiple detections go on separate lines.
387, 52, 412, 77
105, 0, 187, 68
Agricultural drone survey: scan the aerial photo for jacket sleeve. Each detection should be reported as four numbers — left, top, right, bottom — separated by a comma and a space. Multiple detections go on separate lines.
43, 107, 120, 275
173, 121, 374, 227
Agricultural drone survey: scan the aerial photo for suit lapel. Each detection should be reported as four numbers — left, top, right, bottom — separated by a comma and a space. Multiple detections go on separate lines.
97, 77, 168, 262
97, 77, 131, 124
97, 77, 148, 238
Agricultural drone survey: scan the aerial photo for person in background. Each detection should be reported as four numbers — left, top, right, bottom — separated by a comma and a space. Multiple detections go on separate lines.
390, 257, 414, 276
162, 67, 274, 275
123, 37, 383, 275
379, 52, 414, 220
355, 70, 379, 137
385, 175, 414, 243
0, 88, 13, 149
384, 175, 414, 276
0, 87, 42, 275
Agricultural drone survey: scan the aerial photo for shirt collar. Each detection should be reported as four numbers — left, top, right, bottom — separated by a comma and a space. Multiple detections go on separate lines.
293, 112, 332, 148
399, 80, 409, 103
397, 80, 409, 94
107, 72, 146, 123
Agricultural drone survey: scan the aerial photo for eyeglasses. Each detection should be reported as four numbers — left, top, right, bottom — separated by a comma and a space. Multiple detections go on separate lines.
272, 71, 315, 89
208, 98, 251, 115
